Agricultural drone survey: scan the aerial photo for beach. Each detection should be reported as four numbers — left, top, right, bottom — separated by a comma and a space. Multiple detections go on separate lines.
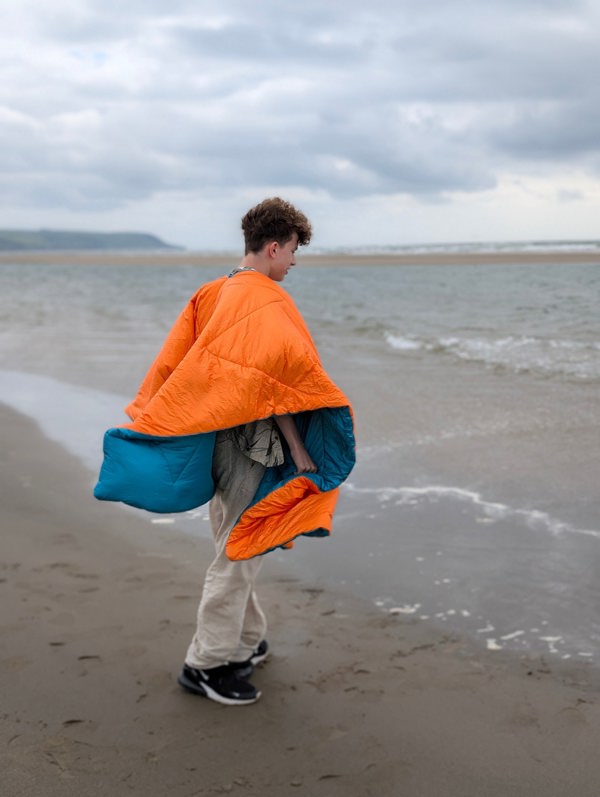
1, 249, 600, 793
1, 248, 599, 267
3, 402, 600, 796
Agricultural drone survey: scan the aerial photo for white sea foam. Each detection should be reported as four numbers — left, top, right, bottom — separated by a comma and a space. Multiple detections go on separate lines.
477, 623, 495, 634
388, 604, 422, 615
316, 239, 600, 256
385, 332, 600, 380
384, 334, 422, 351
500, 630, 525, 641
540, 636, 564, 654
343, 482, 600, 540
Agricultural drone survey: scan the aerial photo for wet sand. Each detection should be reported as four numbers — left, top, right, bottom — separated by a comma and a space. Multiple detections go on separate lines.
2, 402, 600, 796
1, 249, 599, 267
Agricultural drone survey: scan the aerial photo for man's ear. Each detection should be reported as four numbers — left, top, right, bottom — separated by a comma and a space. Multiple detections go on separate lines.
267, 241, 279, 258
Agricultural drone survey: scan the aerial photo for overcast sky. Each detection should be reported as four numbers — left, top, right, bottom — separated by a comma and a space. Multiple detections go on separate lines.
2, 0, 599, 250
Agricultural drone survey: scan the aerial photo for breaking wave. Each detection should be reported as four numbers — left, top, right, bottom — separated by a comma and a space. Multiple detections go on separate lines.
343, 483, 600, 540
385, 332, 600, 380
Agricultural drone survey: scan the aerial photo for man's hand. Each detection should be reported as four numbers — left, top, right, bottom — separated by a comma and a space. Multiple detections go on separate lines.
274, 414, 318, 474
288, 442, 318, 474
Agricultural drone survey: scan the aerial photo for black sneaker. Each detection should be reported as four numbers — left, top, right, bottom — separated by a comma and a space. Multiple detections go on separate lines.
250, 639, 269, 666
231, 639, 270, 677
177, 664, 260, 706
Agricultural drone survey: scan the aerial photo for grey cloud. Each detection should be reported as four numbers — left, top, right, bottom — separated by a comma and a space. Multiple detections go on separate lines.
170, 21, 360, 66
3, 0, 600, 215
558, 188, 584, 202
490, 100, 600, 161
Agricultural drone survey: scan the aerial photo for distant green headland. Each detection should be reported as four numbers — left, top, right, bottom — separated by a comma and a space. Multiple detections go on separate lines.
0, 229, 179, 252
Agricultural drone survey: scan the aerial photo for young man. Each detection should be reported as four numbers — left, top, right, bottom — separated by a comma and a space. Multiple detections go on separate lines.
94, 198, 355, 706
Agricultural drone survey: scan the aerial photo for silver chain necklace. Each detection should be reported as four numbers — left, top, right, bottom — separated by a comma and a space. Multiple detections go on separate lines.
228, 266, 257, 278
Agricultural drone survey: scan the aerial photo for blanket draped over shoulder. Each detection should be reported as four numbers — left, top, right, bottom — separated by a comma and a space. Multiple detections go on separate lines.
94, 271, 356, 560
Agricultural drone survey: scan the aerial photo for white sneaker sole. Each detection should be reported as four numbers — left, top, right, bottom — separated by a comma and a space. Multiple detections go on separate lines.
178, 673, 261, 706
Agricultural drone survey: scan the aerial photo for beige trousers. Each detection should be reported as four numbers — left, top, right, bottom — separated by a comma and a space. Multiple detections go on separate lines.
185, 430, 268, 669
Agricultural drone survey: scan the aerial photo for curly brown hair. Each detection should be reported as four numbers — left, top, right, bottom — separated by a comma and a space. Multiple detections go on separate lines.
241, 197, 312, 254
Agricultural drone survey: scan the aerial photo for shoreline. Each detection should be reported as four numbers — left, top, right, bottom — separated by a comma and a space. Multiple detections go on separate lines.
3, 401, 600, 795
0, 367, 595, 664
1, 249, 599, 267
1, 367, 596, 665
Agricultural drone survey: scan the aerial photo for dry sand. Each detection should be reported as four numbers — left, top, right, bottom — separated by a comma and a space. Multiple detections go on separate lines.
1, 249, 599, 267
2, 402, 600, 796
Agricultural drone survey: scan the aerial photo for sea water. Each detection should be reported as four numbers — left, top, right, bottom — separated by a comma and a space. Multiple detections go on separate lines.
1, 258, 599, 662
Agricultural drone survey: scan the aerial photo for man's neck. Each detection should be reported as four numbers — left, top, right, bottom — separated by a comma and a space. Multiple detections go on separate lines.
239, 252, 270, 276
